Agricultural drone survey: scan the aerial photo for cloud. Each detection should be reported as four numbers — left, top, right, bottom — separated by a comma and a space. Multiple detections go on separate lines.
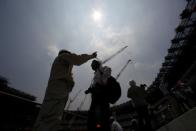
89, 25, 135, 61
47, 45, 59, 57
0, 0, 186, 110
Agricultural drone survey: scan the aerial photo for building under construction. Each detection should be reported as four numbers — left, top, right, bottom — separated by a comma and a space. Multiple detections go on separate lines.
0, 0, 196, 131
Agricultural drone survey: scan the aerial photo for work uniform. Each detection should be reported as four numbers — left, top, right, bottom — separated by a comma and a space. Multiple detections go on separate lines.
34, 52, 94, 131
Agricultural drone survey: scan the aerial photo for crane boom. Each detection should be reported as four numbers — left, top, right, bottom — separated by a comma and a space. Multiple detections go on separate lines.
102, 46, 128, 64
116, 59, 131, 80
67, 59, 132, 128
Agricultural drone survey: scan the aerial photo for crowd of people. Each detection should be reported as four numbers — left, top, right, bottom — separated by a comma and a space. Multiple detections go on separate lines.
33, 49, 196, 131
32, 49, 156, 131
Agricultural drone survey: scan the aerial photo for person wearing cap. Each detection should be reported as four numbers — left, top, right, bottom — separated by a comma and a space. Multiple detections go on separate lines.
34, 50, 97, 131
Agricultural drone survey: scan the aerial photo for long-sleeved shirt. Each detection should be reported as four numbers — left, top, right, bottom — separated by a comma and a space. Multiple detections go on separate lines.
45, 52, 93, 99
49, 52, 93, 83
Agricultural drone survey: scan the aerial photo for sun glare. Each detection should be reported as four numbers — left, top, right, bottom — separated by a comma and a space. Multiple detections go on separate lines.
92, 10, 102, 22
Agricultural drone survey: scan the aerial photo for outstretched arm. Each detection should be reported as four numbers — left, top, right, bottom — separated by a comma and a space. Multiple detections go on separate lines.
59, 52, 97, 65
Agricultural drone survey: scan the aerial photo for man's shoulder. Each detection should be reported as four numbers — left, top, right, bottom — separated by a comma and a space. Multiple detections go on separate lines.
53, 55, 70, 66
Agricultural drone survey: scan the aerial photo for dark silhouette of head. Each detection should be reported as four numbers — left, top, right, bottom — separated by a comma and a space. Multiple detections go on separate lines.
140, 84, 147, 88
129, 80, 136, 87
58, 50, 71, 56
140, 84, 147, 90
91, 60, 101, 71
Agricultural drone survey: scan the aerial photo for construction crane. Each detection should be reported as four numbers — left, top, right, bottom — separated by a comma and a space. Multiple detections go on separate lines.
111, 59, 132, 118
77, 59, 132, 110
66, 45, 128, 109
75, 59, 132, 112
66, 59, 132, 129
67, 45, 128, 110
74, 46, 129, 110
116, 59, 131, 80
66, 46, 130, 128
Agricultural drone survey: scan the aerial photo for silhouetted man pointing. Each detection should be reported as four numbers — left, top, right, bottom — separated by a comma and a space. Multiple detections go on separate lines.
34, 50, 97, 131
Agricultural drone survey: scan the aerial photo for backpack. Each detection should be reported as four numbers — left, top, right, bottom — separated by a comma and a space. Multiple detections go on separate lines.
106, 76, 121, 104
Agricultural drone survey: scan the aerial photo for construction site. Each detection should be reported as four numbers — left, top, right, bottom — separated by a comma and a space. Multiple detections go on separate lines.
0, 0, 196, 131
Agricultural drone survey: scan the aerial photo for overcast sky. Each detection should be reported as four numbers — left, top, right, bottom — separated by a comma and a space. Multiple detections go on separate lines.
0, 0, 186, 110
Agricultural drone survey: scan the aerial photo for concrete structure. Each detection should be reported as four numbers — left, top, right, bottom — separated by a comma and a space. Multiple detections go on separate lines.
148, 0, 196, 129
157, 107, 196, 131
151, 0, 196, 93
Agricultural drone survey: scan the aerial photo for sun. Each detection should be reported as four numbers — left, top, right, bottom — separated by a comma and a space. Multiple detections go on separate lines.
92, 10, 102, 22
